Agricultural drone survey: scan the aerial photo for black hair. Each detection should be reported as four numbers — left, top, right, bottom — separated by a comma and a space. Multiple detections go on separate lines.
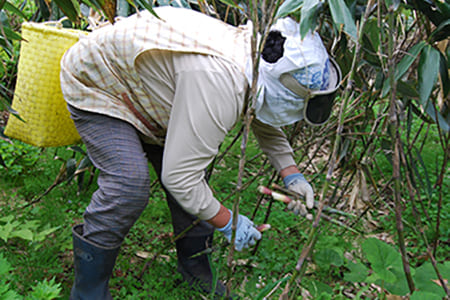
261, 30, 286, 63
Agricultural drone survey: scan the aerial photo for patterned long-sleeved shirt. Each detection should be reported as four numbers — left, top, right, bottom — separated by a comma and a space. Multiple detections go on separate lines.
60, 6, 296, 220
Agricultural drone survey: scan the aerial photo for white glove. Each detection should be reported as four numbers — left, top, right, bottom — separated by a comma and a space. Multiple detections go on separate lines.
283, 173, 314, 216
216, 210, 262, 251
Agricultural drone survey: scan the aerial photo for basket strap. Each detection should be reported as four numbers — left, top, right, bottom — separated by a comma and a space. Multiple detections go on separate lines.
121, 93, 159, 133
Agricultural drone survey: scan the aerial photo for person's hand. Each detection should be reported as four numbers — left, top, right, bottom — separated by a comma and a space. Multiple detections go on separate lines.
283, 173, 314, 216
216, 210, 262, 251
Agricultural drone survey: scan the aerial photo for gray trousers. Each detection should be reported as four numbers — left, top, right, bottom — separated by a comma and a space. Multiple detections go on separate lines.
68, 105, 214, 247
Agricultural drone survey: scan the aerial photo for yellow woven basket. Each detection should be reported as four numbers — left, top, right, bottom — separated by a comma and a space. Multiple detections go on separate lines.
4, 22, 87, 147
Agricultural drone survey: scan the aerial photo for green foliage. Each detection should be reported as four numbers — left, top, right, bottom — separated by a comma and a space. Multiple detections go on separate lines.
0, 139, 41, 177
28, 278, 62, 300
0, 215, 59, 244
0, 254, 61, 299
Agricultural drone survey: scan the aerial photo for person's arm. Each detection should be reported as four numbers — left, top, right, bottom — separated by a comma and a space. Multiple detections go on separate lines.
251, 119, 315, 213
161, 54, 261, 250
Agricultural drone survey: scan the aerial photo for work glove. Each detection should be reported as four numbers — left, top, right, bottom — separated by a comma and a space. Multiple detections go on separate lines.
283, 173, 314, 216
217, 210, 262, 251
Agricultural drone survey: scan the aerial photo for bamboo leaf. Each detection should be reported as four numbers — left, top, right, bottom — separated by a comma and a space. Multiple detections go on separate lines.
53, 0, 80, 23
276, 0, 303, 18
131, 0, 160, 19
100, 0, 116, 24
3, 1, 28, 19
395, 41, 426, 81
66, 158, 77, 183
418, 44, 439, 107
328, 0, 357, 40
418, 44, 449, 131
216, 0, 241, 9
439, 51, 449, 97
299, 0, 322, 38
412, 147, 432, 199
1, 25, 22, 41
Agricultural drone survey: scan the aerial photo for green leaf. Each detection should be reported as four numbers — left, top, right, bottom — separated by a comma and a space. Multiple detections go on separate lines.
412, 146, 432, 198
418, 44, 439, 107
383, 266, 411, 296
344, 261, 369, 282
276, 0, 304, 18
33, 226, 59, 242
216, 0, 242, 9
0, 222, 13, 242
314, 248, 343, 270
361, 238, 401, 283
53, 0, 80, 23
303, 279, 333, 298
255, 276, 290, 300
0, 254, 12, 276
3, 1, 28, 19
439, 51, 449, 97
299, 0, 322, 38
410, 291, 442, 300
413, 262, 449, 297
10, 229, 33, 241
66, 158, 77, 183
395, 41, 426, 81
328, 0, 357, 40
131, 0, 160, 19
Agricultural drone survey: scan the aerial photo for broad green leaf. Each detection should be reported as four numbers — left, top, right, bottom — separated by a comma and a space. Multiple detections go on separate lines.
413, 262, 449, 297
34, 226, 59, 242
344, 261, 369, 282
0, 254, 12, 275
361, 238, 401, 283
299, 0, 322, 38
410, 291, 442, 300
314, 248, 344, 270
383, 266, 410, 296
328, 0, 357, 40
418, 44, 439, 108
276, 0, 303, 18
0, 215, 14, 223
0, 222, 13, 242
10, 229, 33, 241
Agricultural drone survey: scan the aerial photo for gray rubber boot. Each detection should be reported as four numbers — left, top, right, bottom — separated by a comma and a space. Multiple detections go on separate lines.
70, 224, 120, 300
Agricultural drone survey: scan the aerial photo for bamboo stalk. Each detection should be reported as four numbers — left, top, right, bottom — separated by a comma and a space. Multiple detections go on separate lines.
386, 6, 416, 293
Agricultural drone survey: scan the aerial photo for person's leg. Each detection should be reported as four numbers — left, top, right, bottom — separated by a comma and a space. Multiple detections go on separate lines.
142, 144, 233, 298
68, 105, 151, 299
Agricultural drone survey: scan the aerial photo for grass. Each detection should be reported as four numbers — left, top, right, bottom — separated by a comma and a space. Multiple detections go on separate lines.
0, 117, 448, 299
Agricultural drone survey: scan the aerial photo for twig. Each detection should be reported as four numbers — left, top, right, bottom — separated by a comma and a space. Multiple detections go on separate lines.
138, 219, 201, 280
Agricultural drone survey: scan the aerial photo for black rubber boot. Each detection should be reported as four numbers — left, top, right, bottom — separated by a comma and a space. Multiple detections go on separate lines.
176, 234, 238, 299
143, 144, 238, 299
70, 224, 120, 300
